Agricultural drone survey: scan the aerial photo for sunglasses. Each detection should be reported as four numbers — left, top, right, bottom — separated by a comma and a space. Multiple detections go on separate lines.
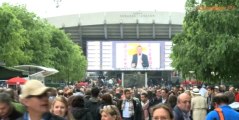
26, 92, 49, 99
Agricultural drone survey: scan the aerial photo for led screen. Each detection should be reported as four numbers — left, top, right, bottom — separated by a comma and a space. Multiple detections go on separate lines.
87, 41, 173, 71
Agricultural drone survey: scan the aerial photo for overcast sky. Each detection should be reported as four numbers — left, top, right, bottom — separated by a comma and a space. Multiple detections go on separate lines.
1, 0, 186, 18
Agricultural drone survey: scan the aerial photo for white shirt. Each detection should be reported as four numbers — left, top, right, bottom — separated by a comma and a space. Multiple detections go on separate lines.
123, 101, 131, 118
136, 54, 143, 69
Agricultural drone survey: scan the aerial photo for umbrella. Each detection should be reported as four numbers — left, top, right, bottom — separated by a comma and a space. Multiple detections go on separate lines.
6, 77, 27, 85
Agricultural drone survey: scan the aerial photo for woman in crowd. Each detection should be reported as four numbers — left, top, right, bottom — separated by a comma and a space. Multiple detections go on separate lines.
151, 104, 174, 120
51, 96, 74, 120
100, 105, 121, 120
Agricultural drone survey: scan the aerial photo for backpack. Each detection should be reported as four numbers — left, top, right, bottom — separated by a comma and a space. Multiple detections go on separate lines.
215, 108, 224, 120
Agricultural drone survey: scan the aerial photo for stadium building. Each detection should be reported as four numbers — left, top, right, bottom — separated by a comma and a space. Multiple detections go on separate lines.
46, 11, 184, 87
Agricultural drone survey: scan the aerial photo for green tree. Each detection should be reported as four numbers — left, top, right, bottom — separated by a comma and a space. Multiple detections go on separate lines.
0, 3, 29, 66
171, 0, 239, 83
0, 3, 87, 82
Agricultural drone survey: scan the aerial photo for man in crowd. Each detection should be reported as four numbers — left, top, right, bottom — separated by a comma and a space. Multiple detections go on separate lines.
85, 87, 101, 120
118, 89, 142, 120
18, 80, 64, 120
206, 93, 239, 119
0, 93, 22, 119
173, 93, 192, 120
140, 92, 150, 120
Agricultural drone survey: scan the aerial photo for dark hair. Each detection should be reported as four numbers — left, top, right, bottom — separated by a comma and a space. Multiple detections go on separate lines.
0, 93, 12, 105
152, 104, 174, 120
167, 95, 177, 108
91, 87, 100, 97
124, 89, 130, 94
213, 93, 229, 105
224, 91, 235, 104
161, 88, 169, 93
71, 95, 85, 108
101, 93, 113, 104
4, 88, 15, 100
141, 92, 148, 98
207, 86, 214, 91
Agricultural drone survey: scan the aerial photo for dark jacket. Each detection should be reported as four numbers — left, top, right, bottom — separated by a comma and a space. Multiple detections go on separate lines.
85, 97, 101, 120
173, 106, 192, 120
132, 54, 149, 68
16, 112, 64, 120
71, 108, 93, 120
118, 99, 143, 120
0, 106, 23, 120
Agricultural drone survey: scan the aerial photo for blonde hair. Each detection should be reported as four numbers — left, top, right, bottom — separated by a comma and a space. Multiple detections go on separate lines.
51, 96, 75, 120
100, 105, 121, 120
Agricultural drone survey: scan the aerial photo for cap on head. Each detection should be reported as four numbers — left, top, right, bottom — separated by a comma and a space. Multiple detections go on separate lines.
19, 80, 55, 99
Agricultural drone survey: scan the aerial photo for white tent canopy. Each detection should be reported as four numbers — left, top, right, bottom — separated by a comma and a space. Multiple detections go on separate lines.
14, 65, 59, 82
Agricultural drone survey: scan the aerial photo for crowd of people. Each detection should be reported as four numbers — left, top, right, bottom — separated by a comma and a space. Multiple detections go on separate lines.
0, 79, 239, 120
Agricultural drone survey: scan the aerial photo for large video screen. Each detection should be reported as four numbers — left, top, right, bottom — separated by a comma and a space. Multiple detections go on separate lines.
87, 41, 173, 71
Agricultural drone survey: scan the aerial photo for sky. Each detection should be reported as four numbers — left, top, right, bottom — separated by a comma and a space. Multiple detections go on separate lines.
0, 0, 187, 18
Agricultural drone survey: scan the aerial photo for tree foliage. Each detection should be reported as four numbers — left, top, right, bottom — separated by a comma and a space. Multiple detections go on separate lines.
171, 0, 239, 82
0, 3, 87, 82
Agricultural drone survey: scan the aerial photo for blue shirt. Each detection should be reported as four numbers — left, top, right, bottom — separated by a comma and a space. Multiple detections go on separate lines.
206, 105, 239, 120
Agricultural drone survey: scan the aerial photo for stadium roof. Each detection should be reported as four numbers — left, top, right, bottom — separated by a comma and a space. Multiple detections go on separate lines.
46, 11, 185, 27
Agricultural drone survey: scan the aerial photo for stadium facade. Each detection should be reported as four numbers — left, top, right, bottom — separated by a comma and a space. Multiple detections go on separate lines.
46, 11, 185, 87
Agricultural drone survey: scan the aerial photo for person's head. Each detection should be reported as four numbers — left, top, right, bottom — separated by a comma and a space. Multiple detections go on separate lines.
20, 80, 55, 114
177, 93, 191, 113
136, 45, 143, 54
224, 91, 235, 104
161, 88, 169, 98
207, 86, 214, 95
167, 95, 177, 108
156, 89, 161, 97
213, 93, 229, 108
70, 95, 85, 108
124, 89, 131, 99
152, 104, 174, 120
229, 86, 235, 93
140, 92, 148, 103
0, 93, 13, 118
101, 93, 113, 105
100, 105, 121, 120
51, 96, 68, 118
4, 88, 15, 100
91, 87, 100, 98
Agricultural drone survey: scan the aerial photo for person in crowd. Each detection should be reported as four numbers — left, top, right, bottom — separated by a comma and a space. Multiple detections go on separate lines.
0, 93, 22, 119
85, 87, 101, 120
118, 89, 143, 120
140, 92, 150, 120
51, 96, 74, 120
100, 105, 121, 120
206, 86, 215, 113
225, 91, 239, 112
173, 93, 192, 120
167, 95, 177, 109
206, 93, 239, 120
97, 93, 115, 120
4, 88, 26, 113
150, 88, 162, 107
151, 104, 174, 120
18, 80, 64, 120
70, 95, 93, 120
131, 45, 149, 69
191, 88, 207, 120
160, 88, 169, 104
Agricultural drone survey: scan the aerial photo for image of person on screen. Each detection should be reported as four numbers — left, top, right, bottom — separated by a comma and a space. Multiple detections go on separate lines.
131, 45, 149, 69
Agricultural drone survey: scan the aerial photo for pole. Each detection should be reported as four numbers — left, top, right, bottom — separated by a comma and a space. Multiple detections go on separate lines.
121, 72, 124, 88
145, 72, 148, 88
